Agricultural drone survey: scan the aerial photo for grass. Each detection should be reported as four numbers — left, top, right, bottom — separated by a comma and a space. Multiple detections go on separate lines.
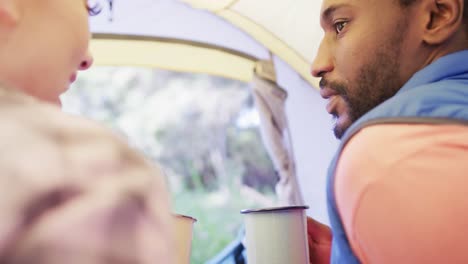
172, 187, 275, 264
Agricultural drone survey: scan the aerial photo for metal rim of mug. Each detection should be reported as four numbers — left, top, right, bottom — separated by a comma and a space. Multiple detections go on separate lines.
240, 205, 309, 214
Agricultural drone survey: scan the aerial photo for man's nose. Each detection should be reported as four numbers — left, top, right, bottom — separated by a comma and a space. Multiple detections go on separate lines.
79, 50, 94, 71
311, 39, 334, 78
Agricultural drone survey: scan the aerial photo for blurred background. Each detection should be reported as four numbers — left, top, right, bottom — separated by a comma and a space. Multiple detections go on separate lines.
62, 0, 339, 263
62, 67, 277, 263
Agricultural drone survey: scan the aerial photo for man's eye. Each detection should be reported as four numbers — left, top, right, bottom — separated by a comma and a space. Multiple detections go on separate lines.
334, 21, 348, 34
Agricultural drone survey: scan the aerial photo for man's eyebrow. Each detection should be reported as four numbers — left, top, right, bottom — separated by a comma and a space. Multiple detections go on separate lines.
321, 4, 351, 24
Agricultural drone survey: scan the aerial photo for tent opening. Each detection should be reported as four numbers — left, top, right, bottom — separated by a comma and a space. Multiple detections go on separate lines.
62, 66, 278, 263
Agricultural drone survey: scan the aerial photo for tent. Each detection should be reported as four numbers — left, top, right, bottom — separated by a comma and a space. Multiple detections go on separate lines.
87, 0, 339, 259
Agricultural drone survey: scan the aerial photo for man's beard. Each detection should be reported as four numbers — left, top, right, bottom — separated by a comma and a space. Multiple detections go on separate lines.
322, 28, 407, 139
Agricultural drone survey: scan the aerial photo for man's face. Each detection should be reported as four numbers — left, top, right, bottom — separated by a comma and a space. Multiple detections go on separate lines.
0, 0, 93, 105
311, 0, 412, 138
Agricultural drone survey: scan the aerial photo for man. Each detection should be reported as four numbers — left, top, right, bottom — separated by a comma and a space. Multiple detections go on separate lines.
308, 0, 468, 263
0, 0, 173, 263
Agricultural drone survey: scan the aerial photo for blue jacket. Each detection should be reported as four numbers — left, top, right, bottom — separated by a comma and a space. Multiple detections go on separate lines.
327, 50, 468, 263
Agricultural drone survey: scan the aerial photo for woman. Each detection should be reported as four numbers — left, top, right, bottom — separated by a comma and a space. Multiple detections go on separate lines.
0, 1, 173, 263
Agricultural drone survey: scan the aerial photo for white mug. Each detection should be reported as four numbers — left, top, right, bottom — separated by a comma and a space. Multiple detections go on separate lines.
241, 205, 309, 264
173, 214, 197, 264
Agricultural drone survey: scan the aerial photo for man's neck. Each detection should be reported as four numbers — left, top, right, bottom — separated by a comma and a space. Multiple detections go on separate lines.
423, 30, 468, 68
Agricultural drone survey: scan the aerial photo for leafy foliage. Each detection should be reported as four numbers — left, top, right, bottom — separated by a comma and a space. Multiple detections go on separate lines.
62, 67, 277, 263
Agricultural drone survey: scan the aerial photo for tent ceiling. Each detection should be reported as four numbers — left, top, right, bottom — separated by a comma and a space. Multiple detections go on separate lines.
90, 0, 323, 88
231, 0, 323, 64
182, 0, 323, 88
90, 34, 259, 82
90, 0, 269, 59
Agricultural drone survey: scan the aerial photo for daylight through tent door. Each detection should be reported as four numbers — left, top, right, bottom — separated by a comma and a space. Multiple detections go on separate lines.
251, 73, 304, 206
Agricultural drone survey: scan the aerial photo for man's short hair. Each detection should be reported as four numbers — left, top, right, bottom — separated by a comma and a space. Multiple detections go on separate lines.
398, 0, 467, 20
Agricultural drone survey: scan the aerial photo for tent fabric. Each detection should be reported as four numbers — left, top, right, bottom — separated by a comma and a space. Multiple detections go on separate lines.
91, 0, 322, 88
251, 74, 304, 206
87, 0, 337, 222
90, 34, 258, 82
182, 0, 323, 89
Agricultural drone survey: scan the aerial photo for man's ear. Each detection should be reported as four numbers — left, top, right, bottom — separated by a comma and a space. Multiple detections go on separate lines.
421, 0, 464, 45
0, 0, 20, 30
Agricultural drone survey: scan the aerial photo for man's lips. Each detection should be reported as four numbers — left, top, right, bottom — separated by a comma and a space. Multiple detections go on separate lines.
326, 95, 340, 114
320, 87, 341, 114
320, 87, 339, 99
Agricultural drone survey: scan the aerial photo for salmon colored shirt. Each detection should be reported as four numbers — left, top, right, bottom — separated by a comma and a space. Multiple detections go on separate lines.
335, 124, 468, 264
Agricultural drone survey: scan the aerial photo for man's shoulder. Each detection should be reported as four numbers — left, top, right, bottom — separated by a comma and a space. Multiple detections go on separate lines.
336, 123, 468, 205
341, 123, 468, 167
